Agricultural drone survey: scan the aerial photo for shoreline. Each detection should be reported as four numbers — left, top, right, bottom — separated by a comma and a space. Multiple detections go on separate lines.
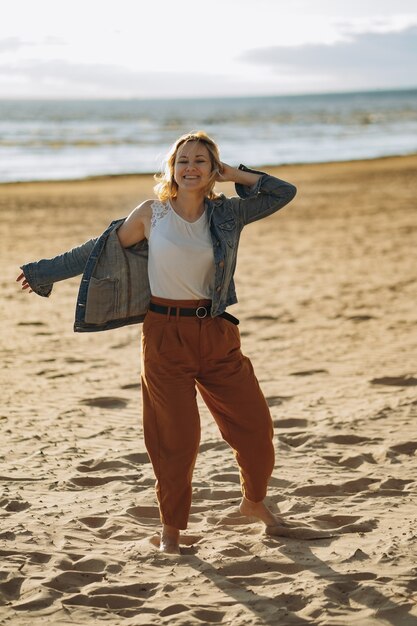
1, 152, 417, 187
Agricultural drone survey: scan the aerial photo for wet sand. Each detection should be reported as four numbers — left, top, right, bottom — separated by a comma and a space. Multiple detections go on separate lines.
1, 155, 417, 625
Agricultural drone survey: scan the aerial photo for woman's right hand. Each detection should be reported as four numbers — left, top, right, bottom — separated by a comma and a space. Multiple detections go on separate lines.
16, 271, 33, 293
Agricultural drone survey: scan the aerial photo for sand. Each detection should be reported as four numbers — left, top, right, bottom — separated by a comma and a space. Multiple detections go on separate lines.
1, 155, 417, 625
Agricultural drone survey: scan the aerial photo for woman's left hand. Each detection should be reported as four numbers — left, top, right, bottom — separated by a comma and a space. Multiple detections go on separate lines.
16, 271, 33, 293
215, 162, 261, 187
215, 162, 238, 183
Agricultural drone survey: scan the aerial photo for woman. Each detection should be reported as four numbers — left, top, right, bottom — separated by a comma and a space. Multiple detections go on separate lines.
17, 131, 297, 554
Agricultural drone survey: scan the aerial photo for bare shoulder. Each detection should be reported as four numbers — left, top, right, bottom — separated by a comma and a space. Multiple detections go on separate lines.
118, 199, 155, 247
130, 198, 154, 219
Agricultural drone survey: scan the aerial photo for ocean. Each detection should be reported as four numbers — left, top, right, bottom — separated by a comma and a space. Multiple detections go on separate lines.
0, 89, 416, 183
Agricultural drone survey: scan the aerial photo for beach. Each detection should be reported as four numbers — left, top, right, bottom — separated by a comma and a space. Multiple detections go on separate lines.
1, 154, 417, 625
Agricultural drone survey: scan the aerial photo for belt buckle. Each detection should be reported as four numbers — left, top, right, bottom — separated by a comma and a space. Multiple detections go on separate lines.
196, 306, 208, 319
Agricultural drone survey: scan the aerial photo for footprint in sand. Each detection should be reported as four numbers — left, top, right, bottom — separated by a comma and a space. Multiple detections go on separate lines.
206, 512, 251, 527
347, 314, 376, 322
78, 516, 108, 529
247, 314, 279, 321
324, 580, 358, 604
198, 441, 229, 453
389, 441, 417, 456
0, 576, 25, 603
0, 498, 31, 513
44, 570, 105, 593
247, 311, 295, 323
370, 375, 417, 387
62, 582, 158, 613
79, 396, 129, 409
291, 476, 379, 497
266, 395, 293, 407
210, 473, 241, 485
219, 544, 250, 558
193, 487, 242, 501
193, 609, 226, 623
71, 556, 108, 572
406, 577, 417, 592
345, 571, 377, 581
337, 452, 377, 469
278, 433, 312, 448
76, 458, 137, 473
62, 593, 144, 611
8, 550, 52, 566
122, 452, 150, 464
325, 434, 373, 444
217, 558, 304, 577
160, 604, 190, 617
0, 531, 16, 540
313, 514, 378, 534
68, 474, 140, 488
51, 554, 121, 575
126, 505, 160, 522
268, 593, 309, 612
208, 511, 332, 540
378, 478, 414, 490
274, 417, 308, 428
13, 589, 61, 611
290, 369, 328, 376
264, 523, 334, 540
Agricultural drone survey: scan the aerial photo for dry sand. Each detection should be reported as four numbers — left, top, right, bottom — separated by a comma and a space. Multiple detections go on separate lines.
1, 155, 417, 625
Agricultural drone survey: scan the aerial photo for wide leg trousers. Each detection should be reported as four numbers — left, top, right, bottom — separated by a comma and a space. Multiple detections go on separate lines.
141, 296, 275, 530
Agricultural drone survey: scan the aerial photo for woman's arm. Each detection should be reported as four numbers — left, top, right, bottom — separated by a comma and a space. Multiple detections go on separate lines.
117, 200, 152, 247
217, 162, 296, 227
17, 237, 97, 297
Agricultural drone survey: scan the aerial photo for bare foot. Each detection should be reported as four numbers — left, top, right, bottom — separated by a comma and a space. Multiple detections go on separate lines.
239, 497, 332, 540
239, 496, 278, 526
160, 524, 181, 554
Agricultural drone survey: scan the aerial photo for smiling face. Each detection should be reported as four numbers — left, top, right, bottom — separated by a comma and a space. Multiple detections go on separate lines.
174, 140, 213, 194
154, 131, 221, 202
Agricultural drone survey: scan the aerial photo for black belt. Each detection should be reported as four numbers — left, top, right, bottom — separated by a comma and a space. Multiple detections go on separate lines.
148, 302, 239, 325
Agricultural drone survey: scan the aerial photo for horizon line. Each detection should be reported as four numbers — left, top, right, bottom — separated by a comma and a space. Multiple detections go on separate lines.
1, 85, 417, 102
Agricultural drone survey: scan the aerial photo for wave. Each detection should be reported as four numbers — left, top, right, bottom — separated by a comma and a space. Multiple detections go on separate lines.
1, 89, 416, 182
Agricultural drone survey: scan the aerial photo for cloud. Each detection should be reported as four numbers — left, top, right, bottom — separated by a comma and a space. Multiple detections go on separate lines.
1, 24, 416, 97
0, 59, 242, 98
0, 60, 140, 87
0, 36, 65, 54
0, 37, 32, 52
240, 26, 417, 88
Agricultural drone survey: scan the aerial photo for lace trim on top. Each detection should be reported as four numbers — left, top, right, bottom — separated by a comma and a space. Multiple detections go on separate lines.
150, 200, 169, 230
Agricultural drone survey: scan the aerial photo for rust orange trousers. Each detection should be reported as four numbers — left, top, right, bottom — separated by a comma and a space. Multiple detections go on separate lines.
141, 296, 275, 530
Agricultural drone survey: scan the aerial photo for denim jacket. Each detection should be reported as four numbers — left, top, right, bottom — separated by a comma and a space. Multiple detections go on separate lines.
21, 165, 296, 332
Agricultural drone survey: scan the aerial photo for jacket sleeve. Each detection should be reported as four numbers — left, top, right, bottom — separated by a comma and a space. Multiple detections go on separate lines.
231, 164, 297, 228
20, 238, 97, 297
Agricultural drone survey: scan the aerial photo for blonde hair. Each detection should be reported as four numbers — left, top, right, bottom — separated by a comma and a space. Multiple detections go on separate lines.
154, 131, 222, 202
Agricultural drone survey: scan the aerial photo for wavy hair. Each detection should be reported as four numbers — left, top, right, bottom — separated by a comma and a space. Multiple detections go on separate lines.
154, 131, 222, 202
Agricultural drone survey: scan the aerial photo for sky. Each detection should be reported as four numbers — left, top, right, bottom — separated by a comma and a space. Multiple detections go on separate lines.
1, 0, 417, 99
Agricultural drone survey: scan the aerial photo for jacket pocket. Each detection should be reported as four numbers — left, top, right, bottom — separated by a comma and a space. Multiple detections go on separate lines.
217, 218, 237, 248
85, 277, 119, 324
218, 217, 236, 231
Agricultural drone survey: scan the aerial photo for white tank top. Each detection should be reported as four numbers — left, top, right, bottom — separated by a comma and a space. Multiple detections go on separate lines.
148, 200, 215, 300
